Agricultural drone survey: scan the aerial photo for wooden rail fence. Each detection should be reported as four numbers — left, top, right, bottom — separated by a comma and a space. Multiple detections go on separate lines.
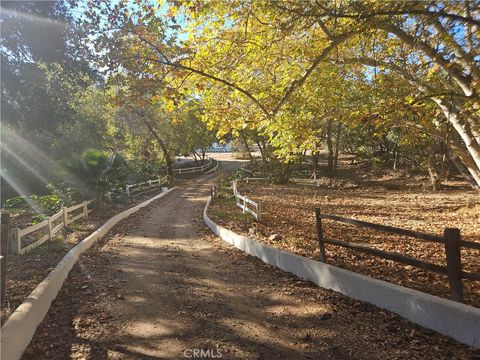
232, 181, 261, 221
125, 178, 165, 199
9, 200, 93, 255
173, 157, 213, 175
315, 208, 480, 303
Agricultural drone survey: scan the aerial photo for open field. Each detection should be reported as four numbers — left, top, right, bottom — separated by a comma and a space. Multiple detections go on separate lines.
209, 176, 480, 308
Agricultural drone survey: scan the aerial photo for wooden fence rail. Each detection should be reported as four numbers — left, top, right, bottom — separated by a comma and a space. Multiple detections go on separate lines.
9, 200, 93, 256
125, 177, 165, 198
315, 208, 480, 303
232, 181, 261, 221
173, 157, 213, 175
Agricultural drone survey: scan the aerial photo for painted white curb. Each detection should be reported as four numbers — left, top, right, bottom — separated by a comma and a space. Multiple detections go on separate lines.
205, 159, 219, 174
203, 196, 480, 349
1, 188, 177, 360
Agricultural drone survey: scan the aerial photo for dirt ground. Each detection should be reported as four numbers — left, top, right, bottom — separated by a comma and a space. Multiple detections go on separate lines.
1, 188, 164, 325
22, 157, 478, 359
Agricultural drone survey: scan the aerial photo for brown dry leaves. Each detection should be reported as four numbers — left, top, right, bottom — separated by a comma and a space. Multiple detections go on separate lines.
210, 181, 480, 307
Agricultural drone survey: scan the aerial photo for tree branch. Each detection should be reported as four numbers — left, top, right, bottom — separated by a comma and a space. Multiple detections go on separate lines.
374, 22, 475, 97
272, 28, 360, 116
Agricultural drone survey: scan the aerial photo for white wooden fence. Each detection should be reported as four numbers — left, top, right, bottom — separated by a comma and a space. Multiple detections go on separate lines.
243, 177, 268, 183
240, 165, 253, 175
173, 157, 213, 175
232, 181, 261, 221
10, 200, 93, 255
125, 178, 164, 196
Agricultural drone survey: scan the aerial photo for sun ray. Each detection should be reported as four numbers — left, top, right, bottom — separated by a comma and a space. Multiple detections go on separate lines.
1, 126, 91, 208
1, 172, 43, 215
0, 7, 67, 30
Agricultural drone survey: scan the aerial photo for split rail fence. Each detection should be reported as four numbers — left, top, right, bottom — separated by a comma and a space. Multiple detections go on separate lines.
125, 178, 165, 199
173, 157, 214, 175
10, 200, 93, 255
315, 208, 480, 303
8, 176, 168, 256
232, 180, 261, 221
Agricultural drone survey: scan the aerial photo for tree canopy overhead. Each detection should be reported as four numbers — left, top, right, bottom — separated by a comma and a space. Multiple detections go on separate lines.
77, 0, 479, 188
1, 0, 479, 201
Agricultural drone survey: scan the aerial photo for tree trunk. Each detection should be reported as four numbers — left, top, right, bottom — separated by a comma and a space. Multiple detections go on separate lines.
240, 132, 254, 161
447, 142, 480, 190
326, 120, 334, 173
432, 98, 480, 187
312, 151, 319, 180
427, 165, 440, 191
445, 146, 478, 189
192, 151, 199, 165
138, 115, 174, 177
333, 123, 341, 172
256, 139, 267, 163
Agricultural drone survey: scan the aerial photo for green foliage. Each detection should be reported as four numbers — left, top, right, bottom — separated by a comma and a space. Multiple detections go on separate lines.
176, 101, 217, 158
60, 149, 129, 203
3, 194, 62, 214
3, 196, 27, 209
3, 193, 63, 222
29, 194, 63, 215
30, 214, 46, 225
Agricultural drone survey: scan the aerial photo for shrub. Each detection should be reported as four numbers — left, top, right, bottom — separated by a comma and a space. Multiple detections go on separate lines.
29, 194, 63, 215
3, 196, 27, 209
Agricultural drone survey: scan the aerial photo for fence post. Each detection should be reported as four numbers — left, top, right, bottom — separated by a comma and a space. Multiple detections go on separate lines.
62, 206, 68, 226
444, 228, 463, 302
125, 185, 130, 196
83, 201, 88, 219
9, 228, 20, 255
243, 197, 246, 213
257, 203, 261, 221
315, 208, 327, 263
47, 217, 52, 240
1, 212, 10, 305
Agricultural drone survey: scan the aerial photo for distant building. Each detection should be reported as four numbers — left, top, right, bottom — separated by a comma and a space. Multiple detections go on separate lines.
207, 142, 232, 152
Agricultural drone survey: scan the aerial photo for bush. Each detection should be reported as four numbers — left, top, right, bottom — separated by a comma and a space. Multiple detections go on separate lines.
29, 194, 63, 215
2, 194, 63, 217
60, 149, 129, 204
3, 196, 27, 209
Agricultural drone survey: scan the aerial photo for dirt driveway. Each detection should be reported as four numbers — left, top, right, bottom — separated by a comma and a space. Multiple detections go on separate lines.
22, 156, 477, 359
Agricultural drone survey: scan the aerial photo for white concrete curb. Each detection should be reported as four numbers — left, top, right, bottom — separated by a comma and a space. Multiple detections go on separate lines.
1, 188, 177, 360
203, 196, 480, 349
205, 159, 219, 174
